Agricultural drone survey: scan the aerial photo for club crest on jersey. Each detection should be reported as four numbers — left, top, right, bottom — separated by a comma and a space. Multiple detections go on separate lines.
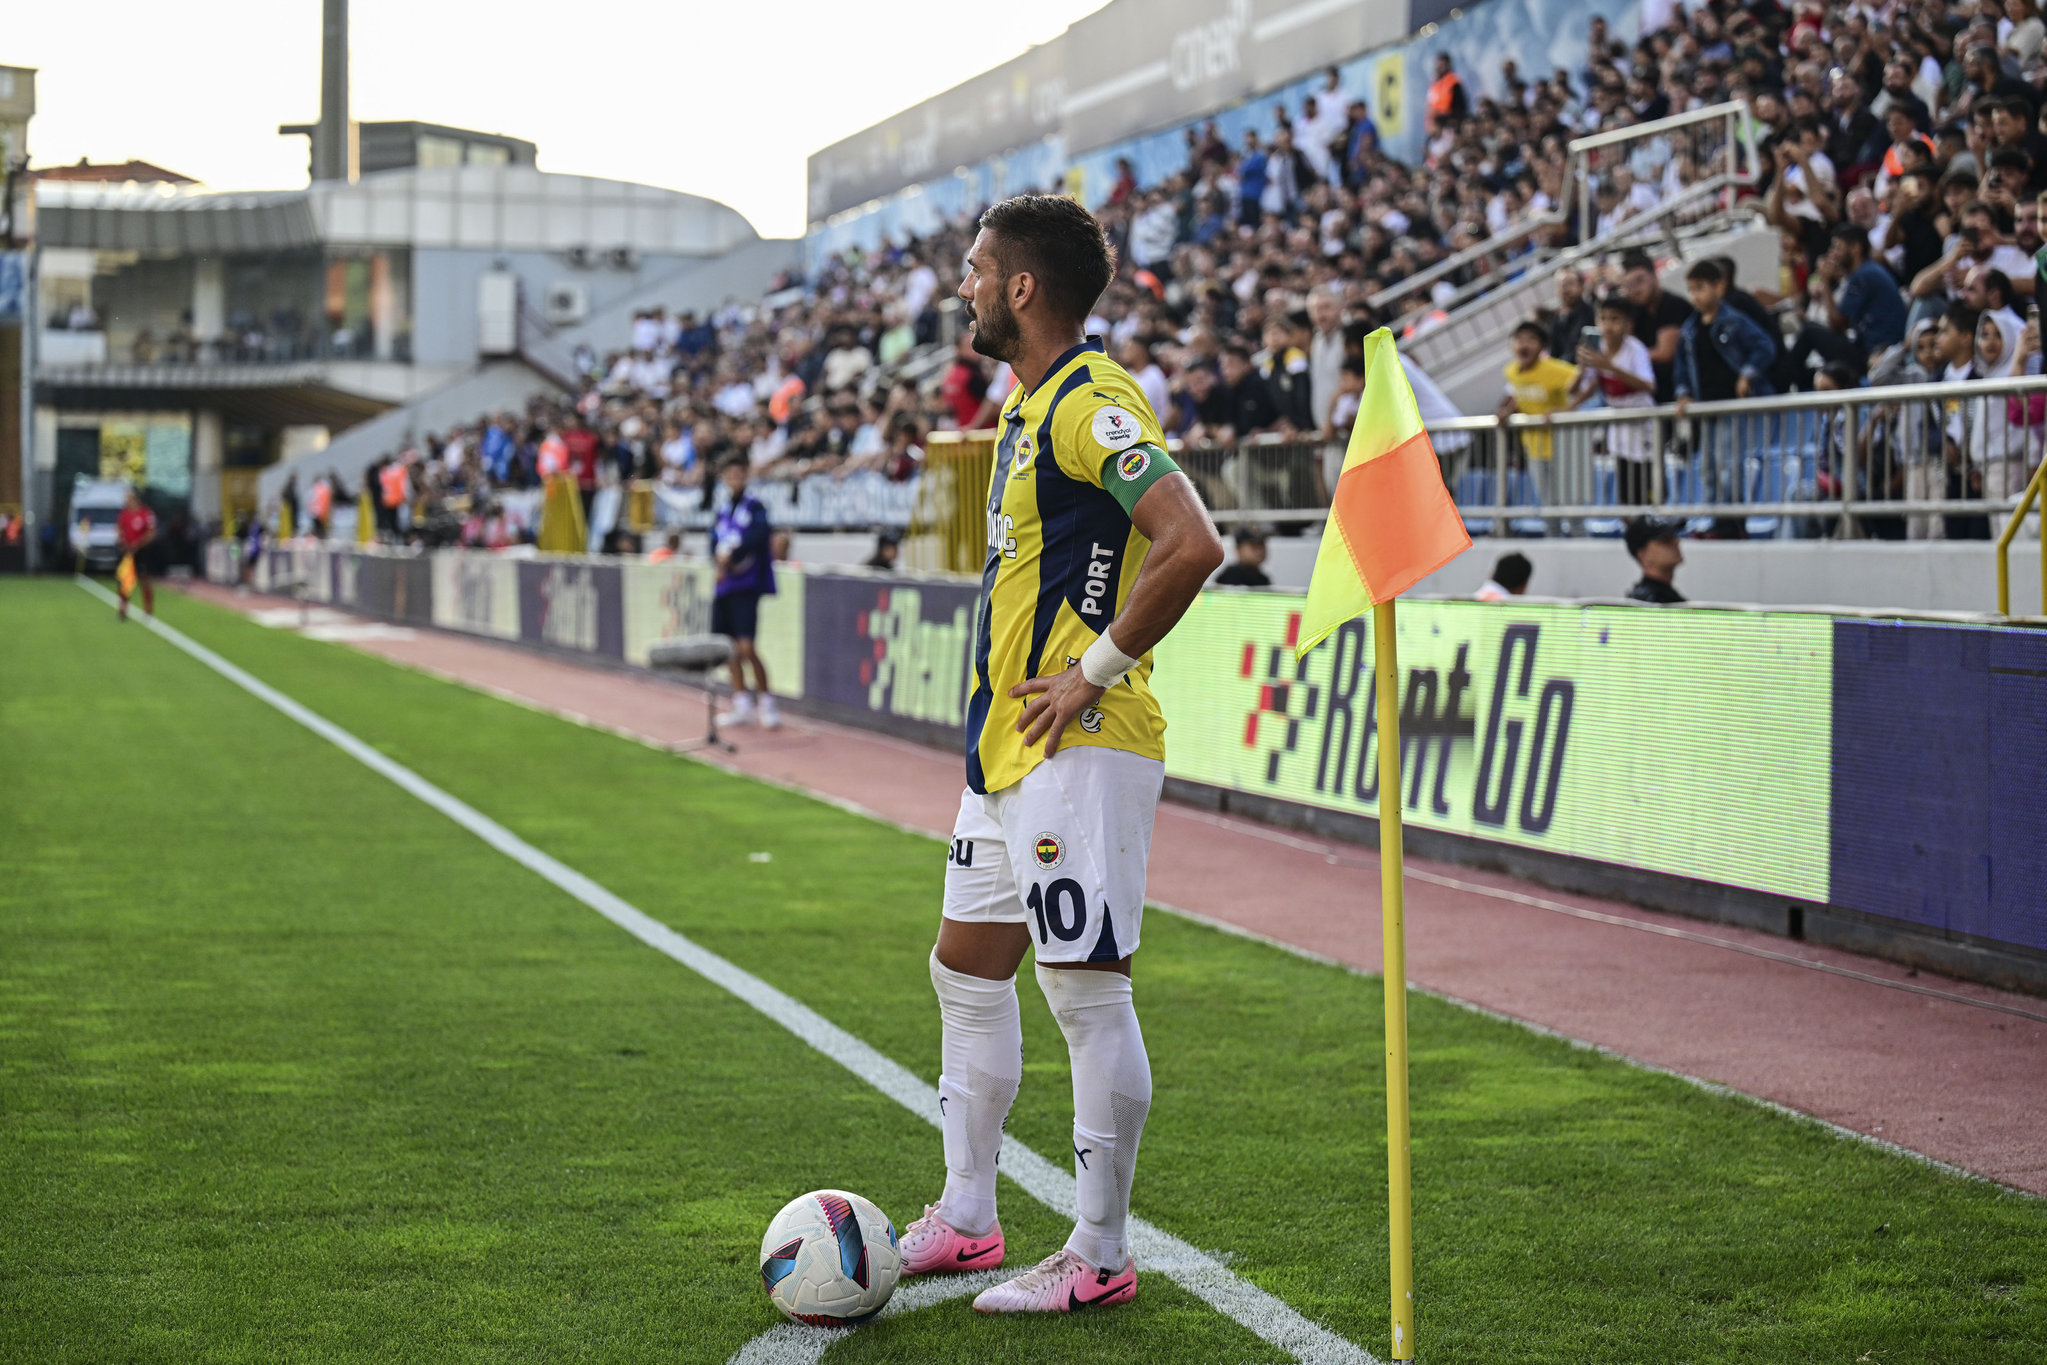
1092, 405, 1140, 450
1033, 833, 1065, 870
1011, 434, 1036, 476
1116, 447, 1150, 481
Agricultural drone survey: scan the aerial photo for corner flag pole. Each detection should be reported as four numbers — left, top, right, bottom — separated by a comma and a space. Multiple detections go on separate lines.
1373, 598, 1415, 1361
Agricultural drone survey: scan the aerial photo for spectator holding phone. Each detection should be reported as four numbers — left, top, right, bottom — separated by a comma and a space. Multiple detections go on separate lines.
1571, 296, 1658, 505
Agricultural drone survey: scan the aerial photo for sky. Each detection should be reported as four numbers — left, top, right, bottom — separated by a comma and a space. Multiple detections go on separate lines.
8, 0, 1112, 239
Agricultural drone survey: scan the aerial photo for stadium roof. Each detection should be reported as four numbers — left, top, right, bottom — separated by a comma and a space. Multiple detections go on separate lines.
34, 165, 760, 257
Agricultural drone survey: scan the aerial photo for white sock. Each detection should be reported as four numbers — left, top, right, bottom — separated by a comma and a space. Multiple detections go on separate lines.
1037, 963, 1151, 1270
932, 949, 1021, 1238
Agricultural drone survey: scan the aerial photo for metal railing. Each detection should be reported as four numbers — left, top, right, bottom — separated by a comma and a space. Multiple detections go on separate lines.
1568, 100, 1758, 249
1365, 212, 1567, 318
1997, 459, 2047, 614
1407, 175, 1756, 374
1158, 377, 2047, 541
1403, 103, 1763, 379
648, 379, 2047, 548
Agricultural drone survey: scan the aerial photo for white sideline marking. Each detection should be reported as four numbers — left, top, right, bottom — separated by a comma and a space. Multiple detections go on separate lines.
81, 579, 1377, 1365
728, 1270, 1009, 1365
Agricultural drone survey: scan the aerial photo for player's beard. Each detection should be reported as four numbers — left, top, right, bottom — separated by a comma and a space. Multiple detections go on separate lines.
965, 292, 1021, 364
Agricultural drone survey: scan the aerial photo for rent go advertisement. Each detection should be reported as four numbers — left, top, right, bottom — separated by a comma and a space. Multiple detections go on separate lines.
1149, 593, 1834, 904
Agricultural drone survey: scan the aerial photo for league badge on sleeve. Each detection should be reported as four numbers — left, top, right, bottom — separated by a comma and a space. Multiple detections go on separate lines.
1092, 406, 1141, 450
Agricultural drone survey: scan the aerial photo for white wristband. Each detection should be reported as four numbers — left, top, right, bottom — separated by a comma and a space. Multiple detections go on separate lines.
1080, 629, 1140, 688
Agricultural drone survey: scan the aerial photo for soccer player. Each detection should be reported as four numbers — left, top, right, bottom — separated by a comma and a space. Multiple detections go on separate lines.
711, 457, 780, 730
115, 487, 157, 621
898, 195, 1225, 1314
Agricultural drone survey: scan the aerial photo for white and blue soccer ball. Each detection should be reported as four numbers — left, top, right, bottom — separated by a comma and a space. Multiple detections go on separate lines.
759, 1189, 900, 1325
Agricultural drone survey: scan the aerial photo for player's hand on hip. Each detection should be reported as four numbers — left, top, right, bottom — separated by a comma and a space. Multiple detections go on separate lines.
1009, 666, 1105, 757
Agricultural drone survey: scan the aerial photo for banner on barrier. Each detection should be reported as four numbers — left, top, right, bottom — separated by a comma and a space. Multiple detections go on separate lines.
1831, 620, 2047, 951
622, 559, 807, 698
1149, 593, 1834, 903
431, 552, 520, 641
803, 574, 979, 732
518, 558, 625, 659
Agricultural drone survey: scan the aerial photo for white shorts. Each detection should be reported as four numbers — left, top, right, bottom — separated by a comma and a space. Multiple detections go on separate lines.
942, 746, 1165, 965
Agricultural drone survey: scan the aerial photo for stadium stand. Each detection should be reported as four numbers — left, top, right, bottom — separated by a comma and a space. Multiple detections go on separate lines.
294, 1, 2047, 553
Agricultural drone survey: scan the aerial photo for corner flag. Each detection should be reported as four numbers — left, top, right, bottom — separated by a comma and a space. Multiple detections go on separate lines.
1296, 328, 1470, 654
1294, 328, 1469, 1363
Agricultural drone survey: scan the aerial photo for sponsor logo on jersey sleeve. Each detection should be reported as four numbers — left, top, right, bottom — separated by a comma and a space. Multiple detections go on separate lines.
1033, 833, 1065, 870
1091, 406, 1141, 450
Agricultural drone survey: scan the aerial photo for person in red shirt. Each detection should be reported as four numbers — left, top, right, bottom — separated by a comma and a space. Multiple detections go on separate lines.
940, 332, 991, 429
563, 413, 602, 521
116, 487, 157, 620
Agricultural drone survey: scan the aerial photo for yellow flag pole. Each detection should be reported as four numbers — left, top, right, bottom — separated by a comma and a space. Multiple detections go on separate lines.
1373, 597, 1415, 1361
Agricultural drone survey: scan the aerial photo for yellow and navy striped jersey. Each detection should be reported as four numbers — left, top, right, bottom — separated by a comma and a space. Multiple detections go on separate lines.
966, 337, 1183, 794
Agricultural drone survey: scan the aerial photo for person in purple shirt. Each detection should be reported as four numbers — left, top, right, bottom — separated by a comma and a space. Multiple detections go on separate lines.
712, 457, 780, 729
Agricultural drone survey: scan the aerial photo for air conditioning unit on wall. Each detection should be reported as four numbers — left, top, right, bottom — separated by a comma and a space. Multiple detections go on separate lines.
544, 282, 589, 326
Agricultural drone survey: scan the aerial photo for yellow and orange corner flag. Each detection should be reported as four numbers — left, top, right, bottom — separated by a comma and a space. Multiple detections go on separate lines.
116, 554, 138, 597
1297, 327, 1471, 654
1295, 328, 1469, 1364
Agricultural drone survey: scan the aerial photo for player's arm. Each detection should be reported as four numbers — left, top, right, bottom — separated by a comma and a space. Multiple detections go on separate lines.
1011, 461, 1223, 754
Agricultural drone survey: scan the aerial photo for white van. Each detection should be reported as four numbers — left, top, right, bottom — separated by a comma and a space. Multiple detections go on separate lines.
69, 479, 133, 572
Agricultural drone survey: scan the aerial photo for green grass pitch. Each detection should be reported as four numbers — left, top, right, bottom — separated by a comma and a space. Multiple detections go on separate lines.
2, 577, 2042, 1363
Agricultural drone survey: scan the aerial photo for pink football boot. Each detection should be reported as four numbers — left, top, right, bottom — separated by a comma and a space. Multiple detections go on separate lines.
899, 1203, 1005, 1275
972, 1248, 1137, 1313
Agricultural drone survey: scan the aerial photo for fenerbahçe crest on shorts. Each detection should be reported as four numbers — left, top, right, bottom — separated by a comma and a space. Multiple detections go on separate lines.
966, 337, 1181, 795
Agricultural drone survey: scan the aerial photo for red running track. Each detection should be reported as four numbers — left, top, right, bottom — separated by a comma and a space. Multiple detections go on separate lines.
174, 581, 2047, 1194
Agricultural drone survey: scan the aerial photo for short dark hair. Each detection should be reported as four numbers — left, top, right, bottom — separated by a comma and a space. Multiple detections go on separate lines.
1596, 295, 1636, 320
976, 194, 1117, 325
1943, 300, 1983, 334
1829, 223, 1870, 255
1512, 320, 1548, 345
1620, 248, 1657, 275
1965, 199, 2015, 234
1981, 268, 2015, 306
1493, 552, 1533, 591
1684, 260, 1725, 285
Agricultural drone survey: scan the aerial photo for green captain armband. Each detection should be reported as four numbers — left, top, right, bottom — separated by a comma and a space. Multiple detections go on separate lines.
1099, 441, 1179, 515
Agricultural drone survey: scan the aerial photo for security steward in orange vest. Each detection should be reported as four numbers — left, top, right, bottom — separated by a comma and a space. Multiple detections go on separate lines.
1427, 53, 1468, 132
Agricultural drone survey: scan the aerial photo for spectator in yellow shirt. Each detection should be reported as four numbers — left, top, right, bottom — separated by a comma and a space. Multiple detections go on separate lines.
1497, 321, 1580, 516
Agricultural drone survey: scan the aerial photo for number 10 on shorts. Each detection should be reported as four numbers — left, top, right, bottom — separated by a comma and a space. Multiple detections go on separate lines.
1028, 879, 1088, 944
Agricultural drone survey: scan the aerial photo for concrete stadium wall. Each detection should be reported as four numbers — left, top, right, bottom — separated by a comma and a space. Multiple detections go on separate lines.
1251, 536, 2045, 618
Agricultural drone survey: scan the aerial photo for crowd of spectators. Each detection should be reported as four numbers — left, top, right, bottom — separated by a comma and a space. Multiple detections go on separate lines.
306, 1, 2047, 552
1493, 0, 2047, 537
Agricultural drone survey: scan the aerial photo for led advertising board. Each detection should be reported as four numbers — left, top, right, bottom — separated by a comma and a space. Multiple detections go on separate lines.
1149, 592, 1834, 902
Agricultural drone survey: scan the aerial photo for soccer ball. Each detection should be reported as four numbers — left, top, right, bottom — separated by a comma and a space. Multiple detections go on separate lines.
758, 1189, 901, 1325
